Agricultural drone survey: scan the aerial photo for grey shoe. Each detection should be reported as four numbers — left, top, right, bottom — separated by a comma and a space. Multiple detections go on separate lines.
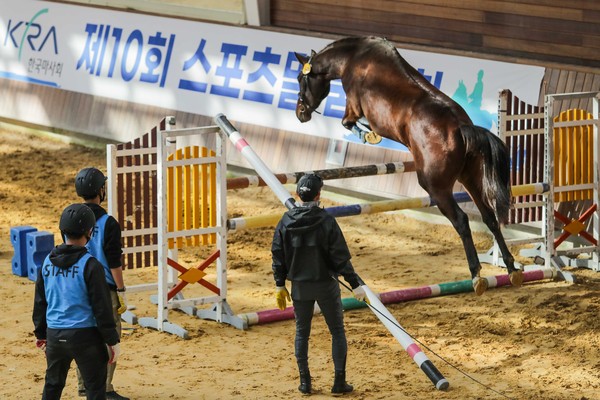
106, 391, 130, 400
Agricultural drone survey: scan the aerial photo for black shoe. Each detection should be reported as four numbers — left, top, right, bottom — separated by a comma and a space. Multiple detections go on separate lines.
78, 389, 86, 397
106, 391, 130, 400
298, 369, 312, 395
331, 371, 353, 395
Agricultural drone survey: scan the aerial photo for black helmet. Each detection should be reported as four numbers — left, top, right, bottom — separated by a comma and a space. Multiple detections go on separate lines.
59, 204, 96, 236
296, 173, 323, 202
75, 167, 107, 199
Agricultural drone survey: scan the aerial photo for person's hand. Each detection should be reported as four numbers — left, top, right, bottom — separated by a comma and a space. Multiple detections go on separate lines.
35, 339, 47, 351
107, 343, 121, 364
353, 286, 369, 304
275, 286, 291, 311
117, 291, 127, 314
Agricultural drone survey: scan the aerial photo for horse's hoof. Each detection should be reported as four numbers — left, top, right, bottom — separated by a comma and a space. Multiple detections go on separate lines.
365, 131, 382, 144
510, 269, 524, 287
472, 277, 488, 296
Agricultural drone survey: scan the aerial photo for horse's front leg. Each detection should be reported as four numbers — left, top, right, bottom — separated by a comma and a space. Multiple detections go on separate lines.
341, 103, 361, 131
342, 102, 382, 144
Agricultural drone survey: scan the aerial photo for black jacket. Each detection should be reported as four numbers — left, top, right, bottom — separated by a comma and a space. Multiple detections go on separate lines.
32, 244, 119, 345
271, 203, 362, 289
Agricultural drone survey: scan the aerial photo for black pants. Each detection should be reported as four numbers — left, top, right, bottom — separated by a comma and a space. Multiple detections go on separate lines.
293, 295, 347, 372
43, 338, 108, 400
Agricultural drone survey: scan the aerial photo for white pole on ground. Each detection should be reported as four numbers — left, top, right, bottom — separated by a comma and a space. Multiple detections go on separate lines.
362, 285, 449, 390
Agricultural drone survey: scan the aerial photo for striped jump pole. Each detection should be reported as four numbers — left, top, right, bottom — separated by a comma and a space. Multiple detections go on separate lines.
226, 161, 415, 190
214, 113, 449, 390
227, 192, 472, 231
239, 268, 555, 325
215, 113, 296, 210
227, 184, 551, 231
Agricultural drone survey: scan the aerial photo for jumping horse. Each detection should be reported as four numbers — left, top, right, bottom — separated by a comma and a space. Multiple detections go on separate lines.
294, 36, 523, 295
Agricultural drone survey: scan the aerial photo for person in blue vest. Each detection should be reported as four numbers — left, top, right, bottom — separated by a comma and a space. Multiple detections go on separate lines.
74, 167, 128, 400
271, 174, 367, 395
33, 203, 120, 400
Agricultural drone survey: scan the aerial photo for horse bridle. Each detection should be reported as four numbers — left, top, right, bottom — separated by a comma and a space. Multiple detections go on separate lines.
298, 56, 322, 115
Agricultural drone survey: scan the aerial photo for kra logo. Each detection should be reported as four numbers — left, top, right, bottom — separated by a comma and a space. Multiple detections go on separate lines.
4, 8, 58, 60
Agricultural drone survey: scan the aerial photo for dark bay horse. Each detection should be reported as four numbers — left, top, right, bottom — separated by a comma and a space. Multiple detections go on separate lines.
294, 36, 522, 295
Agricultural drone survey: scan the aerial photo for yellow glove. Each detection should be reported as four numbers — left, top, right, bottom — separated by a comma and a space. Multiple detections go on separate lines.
117, 291, 127, 314
275, 286, 291, 311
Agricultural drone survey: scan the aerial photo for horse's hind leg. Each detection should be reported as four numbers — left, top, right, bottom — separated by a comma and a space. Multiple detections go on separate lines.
469, 194, 523, 288
428, 189, 489, 295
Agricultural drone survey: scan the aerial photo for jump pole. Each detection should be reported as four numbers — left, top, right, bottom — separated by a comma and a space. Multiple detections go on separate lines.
214, 113, 449, 391
227, 183, 550, 232
239, 267, 556, 326
215, 114, 296, 210
362, 285, 449, 390
227, 161, 415, 189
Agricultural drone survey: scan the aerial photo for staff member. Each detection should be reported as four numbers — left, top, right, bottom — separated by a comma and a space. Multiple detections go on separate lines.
33, 204, 120, 400
271, 174, 366, 395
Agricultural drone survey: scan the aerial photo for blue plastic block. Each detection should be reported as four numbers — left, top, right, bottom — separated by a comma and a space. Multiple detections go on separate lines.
10, 226, 37, 277
27, 231, 55, 282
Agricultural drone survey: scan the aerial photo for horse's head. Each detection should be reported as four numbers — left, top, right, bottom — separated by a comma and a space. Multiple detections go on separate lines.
295, 50, 331, 123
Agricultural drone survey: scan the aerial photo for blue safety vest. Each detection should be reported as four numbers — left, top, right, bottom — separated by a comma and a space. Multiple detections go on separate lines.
42, 252, 97, 329
86, 213, 115, 286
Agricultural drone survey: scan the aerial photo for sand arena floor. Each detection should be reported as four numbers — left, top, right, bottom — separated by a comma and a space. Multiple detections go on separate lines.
1, 128, 599, 400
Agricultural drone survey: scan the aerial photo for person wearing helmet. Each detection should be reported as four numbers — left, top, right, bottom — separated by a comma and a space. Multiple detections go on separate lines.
33, 204, 120, 400
271, 174, 367, 395
74, 167, 128, 400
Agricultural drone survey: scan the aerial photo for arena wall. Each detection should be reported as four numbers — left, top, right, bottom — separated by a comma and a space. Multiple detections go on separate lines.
2, 1, 599, 200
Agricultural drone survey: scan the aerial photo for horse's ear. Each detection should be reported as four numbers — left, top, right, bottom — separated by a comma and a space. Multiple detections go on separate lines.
310, 49, 317, 58
295, 52, 308, 64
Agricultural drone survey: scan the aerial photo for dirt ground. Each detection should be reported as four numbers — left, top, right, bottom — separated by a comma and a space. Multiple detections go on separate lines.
1, 127, 599, 400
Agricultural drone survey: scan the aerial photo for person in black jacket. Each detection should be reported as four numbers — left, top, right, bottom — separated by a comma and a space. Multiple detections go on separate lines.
33, 204, 120, 400
271, 174, 367, 395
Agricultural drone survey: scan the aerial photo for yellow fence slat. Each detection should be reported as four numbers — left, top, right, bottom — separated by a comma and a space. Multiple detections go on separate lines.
176, 149, 183, 248
210, 149, 217, 244
184, 146, 191, 246
193, 146, 200, 246
201, 147, 209, 245
167, 152, 175, 249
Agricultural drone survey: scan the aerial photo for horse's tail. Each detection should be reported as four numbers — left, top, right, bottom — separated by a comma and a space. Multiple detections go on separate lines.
460, 125, 512, 224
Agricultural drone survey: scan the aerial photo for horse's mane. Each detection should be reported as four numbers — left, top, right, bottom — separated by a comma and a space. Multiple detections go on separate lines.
373, 38, 460, 107
319, 37, 444, 98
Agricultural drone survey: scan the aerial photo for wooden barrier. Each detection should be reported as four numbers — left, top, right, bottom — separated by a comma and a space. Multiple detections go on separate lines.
108, 118, 246, 337
481, 90, 600, 273
543, 92, 600, 271
499, 89, 546, 225
107, 120, 161, 271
